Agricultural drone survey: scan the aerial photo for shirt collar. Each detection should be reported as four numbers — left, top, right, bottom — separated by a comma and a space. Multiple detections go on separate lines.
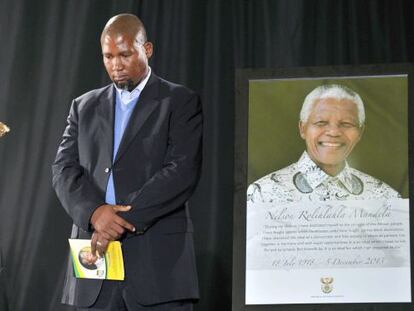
297, 151, 355, 192
114, 67, 152, 107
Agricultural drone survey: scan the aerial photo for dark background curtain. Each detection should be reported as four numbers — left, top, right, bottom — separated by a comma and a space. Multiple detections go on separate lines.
0, 0, 413, 310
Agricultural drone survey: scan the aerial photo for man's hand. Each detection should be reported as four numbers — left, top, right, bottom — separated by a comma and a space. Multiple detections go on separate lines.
90, 204, 136, 241
91, 231, 109, 258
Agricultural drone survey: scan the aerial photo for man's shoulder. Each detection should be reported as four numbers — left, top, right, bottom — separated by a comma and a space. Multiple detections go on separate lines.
74, 85, 112, 103
247, 163, 297, 203
250, 163, 297, 187
69, 85, 113, 114
154, 74, 196, 98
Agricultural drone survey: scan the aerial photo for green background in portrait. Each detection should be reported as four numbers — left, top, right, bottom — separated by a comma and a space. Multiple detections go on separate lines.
248, 76, 408, 198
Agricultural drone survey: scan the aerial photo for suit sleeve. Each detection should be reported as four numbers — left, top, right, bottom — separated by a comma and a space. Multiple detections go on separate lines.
122, 92, 203, 233
52, 100, 105, 232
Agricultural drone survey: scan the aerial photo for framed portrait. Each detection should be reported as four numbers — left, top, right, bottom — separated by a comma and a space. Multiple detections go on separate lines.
233, 64, 414, 311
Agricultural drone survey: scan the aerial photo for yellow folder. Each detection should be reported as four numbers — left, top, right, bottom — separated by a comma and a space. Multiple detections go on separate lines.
68, 239, 125, 280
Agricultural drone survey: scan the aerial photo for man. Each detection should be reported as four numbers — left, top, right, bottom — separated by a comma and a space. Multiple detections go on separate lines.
247, 84, 399, 205
53, 14, 202, 310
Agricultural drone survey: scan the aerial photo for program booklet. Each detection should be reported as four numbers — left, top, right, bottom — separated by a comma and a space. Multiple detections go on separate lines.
68, 239, 125, 280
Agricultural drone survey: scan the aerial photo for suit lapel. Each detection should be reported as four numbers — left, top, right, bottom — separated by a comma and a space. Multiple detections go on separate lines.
114, 74, 160, 164
96, 85, 116, 162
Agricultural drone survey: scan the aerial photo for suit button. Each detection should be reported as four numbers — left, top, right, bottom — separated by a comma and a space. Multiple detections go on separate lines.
104, 168, 110, 173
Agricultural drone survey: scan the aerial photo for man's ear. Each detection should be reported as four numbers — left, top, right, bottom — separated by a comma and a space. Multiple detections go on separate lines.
299, 121, 306, 139
144, 41, 153, 59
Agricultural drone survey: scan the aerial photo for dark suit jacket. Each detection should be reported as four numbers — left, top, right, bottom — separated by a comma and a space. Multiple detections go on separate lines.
52, 73, 202, 307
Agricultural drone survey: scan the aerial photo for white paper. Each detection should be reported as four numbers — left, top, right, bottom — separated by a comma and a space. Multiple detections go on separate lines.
245, 198, 411, 304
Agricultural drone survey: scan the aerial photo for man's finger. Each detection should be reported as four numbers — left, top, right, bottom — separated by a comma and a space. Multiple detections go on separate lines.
97, 239, 109, 257
115, 216, 136, 232
105, 226, 122, 240
112, 205, 131, 213
109, 222, 126, 235
97, 249, 104, 258
99, 230, 114, 241
91, 234, 98, 257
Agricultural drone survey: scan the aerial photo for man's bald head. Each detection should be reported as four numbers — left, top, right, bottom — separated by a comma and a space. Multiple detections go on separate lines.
101, 14, 147, 45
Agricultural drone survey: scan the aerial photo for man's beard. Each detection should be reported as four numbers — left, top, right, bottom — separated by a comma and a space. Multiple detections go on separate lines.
115, 79, 137, 92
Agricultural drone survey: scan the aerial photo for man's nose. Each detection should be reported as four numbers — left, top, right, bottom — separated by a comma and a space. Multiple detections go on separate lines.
325, 124, 341, 136
112, 57, 123, 70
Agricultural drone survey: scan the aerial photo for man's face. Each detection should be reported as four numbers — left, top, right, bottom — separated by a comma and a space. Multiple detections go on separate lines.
80, 250, 97, 265
299, 97, 363, 176
101, 33, 153, 90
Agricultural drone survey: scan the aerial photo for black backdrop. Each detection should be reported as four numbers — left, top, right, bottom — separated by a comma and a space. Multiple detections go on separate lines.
0, 1, 413, 310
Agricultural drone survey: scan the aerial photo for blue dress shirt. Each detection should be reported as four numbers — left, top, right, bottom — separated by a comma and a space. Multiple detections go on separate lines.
105, 69, 152, 204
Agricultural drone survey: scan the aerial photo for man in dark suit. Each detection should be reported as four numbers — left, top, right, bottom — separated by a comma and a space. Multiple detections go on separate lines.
52, 13, 202, 311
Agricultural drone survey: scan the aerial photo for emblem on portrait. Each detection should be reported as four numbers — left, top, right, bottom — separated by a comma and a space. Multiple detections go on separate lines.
320, 277, 334, 294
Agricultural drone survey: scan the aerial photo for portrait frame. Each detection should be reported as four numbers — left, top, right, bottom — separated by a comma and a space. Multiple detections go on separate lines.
233, 64, 414, 311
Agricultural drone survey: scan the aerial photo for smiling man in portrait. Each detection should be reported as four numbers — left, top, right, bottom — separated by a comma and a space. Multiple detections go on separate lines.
247, 84, 399, 205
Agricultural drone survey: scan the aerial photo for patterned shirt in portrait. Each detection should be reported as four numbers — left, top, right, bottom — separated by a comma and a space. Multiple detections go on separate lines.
247, 152, 399, 205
